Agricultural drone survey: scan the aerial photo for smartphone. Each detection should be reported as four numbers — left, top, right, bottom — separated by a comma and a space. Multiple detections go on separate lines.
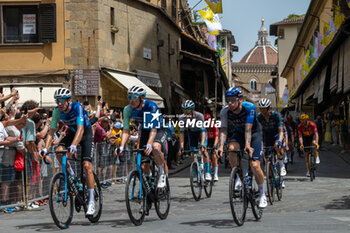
9, 85, 14, 90
102, 102, 105, 108
98, 96, 102, 101
24, 107, 28, 114
0, 87, 3, 94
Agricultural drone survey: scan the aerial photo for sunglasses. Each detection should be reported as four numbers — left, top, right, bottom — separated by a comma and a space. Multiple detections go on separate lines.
56, 98, 67, 104
226, 97, 239, 103
128, 95, 139, 101
183, 109, 192, 113
260, 108, 268, 112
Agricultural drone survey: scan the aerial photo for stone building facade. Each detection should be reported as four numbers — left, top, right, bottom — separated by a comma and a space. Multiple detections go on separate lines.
232, 19, 277, 106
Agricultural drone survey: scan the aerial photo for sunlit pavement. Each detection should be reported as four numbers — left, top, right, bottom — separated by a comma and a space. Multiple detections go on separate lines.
1, 143, 350, 233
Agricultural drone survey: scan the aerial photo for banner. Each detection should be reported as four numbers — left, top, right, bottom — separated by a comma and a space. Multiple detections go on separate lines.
204, 32, 217, 49
204, 0, 223, 14
199, 7, 222, 34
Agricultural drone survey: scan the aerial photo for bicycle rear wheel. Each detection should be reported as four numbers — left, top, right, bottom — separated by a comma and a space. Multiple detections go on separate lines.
275, 165, 283, 201
229, 167, 247, 226
190, 162, 202, 201
309, 153, 316, 181
125, 170, 145, 226
49, 173, 73, 229
250, 175, 263, 220
84, 173, 103, 223
155, 176, 170, 219
265, 161, 275, 205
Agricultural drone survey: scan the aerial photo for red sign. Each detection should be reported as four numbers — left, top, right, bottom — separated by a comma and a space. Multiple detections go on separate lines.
73, 69, 100, 96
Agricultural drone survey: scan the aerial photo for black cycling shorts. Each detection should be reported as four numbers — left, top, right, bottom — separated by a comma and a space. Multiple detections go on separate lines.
302, 135, 314, 151
59, 127, 94, 162
139, 129, 168, 158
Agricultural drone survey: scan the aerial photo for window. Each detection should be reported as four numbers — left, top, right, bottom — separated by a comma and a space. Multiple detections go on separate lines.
250, 79, 257, 90
110, 7, 114, 25
278, 28, 284, 39
172, 0, 177, 20
161, 0, 167, 9
0, 4, 56, 44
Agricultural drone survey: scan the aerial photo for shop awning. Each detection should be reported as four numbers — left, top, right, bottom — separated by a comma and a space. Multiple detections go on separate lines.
103, 70, 164, 108
135, 70, 162, 88
2, 85, 62, 108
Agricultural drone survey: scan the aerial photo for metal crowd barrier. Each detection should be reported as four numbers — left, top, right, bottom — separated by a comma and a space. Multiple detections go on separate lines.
0, 142, 137, 213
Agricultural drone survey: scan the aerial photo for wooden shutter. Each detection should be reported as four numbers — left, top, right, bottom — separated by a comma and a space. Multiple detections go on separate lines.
39, 4, 56, 43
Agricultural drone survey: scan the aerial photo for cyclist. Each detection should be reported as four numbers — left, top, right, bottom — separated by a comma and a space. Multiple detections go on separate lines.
116, 85, 168, 188
257, 98, 286, 177
41, 88, 96, 216
205, 113, 219, 181
218, 87, 267, 208
298, 114, 320, 177
179, 100, 211, 181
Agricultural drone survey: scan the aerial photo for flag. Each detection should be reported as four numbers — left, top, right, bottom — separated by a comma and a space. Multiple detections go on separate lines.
205, 14, 223, 34
199, 6, 213, 21
205, 32, 217, 49
205, 0, 223, 14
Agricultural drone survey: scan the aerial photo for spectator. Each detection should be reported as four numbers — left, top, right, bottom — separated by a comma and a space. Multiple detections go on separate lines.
340, 119, 350, 153
111, 122, 122, 182
2, 113, 26, 210
20, 100, 41, 208
315, 115, 324, 149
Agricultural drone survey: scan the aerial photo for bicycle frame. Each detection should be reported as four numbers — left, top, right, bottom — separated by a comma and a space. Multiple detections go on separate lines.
265, 147, 282, 188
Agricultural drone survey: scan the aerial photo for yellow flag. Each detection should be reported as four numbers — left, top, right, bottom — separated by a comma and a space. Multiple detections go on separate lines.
199, 6, 213, 21
205, 0, 223, 14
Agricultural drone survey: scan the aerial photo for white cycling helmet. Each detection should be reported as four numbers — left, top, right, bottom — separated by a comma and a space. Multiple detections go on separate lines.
258, 98, 271, 108
127, 85, 146, 97
182, 100, 195, 110
54, 88, 72, 99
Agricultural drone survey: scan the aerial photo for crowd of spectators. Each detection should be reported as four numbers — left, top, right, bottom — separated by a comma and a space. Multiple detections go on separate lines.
0, 88, 142, 213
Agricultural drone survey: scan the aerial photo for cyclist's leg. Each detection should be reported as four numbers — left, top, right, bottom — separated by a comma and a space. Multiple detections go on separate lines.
228, 142, 240, 168
56, 130, 75, 176
153, 129, 168, 188
312, 137, 320, 163
250, 132, 267, 208
80, 127, 95, 215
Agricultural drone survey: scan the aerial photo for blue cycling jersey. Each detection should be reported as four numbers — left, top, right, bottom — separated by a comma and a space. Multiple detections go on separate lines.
123, 100, 162, 130
50, 101, 91, 133
220, 101, 259, 134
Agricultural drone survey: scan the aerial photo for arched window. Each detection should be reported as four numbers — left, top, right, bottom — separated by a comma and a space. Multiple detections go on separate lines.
250, 79, 257, 90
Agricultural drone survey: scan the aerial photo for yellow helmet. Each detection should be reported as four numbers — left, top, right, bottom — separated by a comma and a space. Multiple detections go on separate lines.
300, 114, 309, 121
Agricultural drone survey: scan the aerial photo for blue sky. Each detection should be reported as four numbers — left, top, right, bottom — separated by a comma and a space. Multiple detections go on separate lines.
187, 0, 310, 62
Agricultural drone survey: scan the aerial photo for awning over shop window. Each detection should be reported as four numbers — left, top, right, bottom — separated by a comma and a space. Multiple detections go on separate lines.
104, 70, 164, 108
318, 67, 327, 104
330, 48, 339, 93
135, 70, 162, 88
3, 86, 61, 108
344, 37, 350, 93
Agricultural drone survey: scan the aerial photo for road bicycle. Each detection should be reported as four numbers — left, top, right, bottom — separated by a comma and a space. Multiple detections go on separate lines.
48, 150, 102, 229
187, 148, 214, 201
303, 146, 317, 181
264, 146, 283, 205
125, 148, 170, 226
228, 149, 263, 226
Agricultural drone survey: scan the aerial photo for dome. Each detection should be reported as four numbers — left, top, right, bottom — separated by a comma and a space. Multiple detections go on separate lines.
240, 19, 277, 65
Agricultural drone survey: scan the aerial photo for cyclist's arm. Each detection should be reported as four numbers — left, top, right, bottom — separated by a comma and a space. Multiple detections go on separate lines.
244, 123, 253, 148
314, 133, 319, 146
200, 130, 206, 147
298, 135, 303, 146
120, 129, 130, 148
147, 129, 157, 145
179, 131, 184, 149
44, 128, 56, 150
218, 128, 227, 150
71, 125, 84, 146
278, 126, 283, 143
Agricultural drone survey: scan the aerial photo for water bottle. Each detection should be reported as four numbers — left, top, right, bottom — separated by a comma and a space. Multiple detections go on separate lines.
75, 178, 83, 192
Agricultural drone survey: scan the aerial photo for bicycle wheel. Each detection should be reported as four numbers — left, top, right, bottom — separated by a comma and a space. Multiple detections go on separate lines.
49, 173, 73, 229
309, 153, 316, 181
229, 167, 247, 226
275, 165, 283, 201
204, 166, 213, 198
125, 170, 145, 226
84, 173, 103, 223
155, 176, 170, 219
190, 162, 202, 201
250, 174, 263, 220
265, 161, 275, 205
